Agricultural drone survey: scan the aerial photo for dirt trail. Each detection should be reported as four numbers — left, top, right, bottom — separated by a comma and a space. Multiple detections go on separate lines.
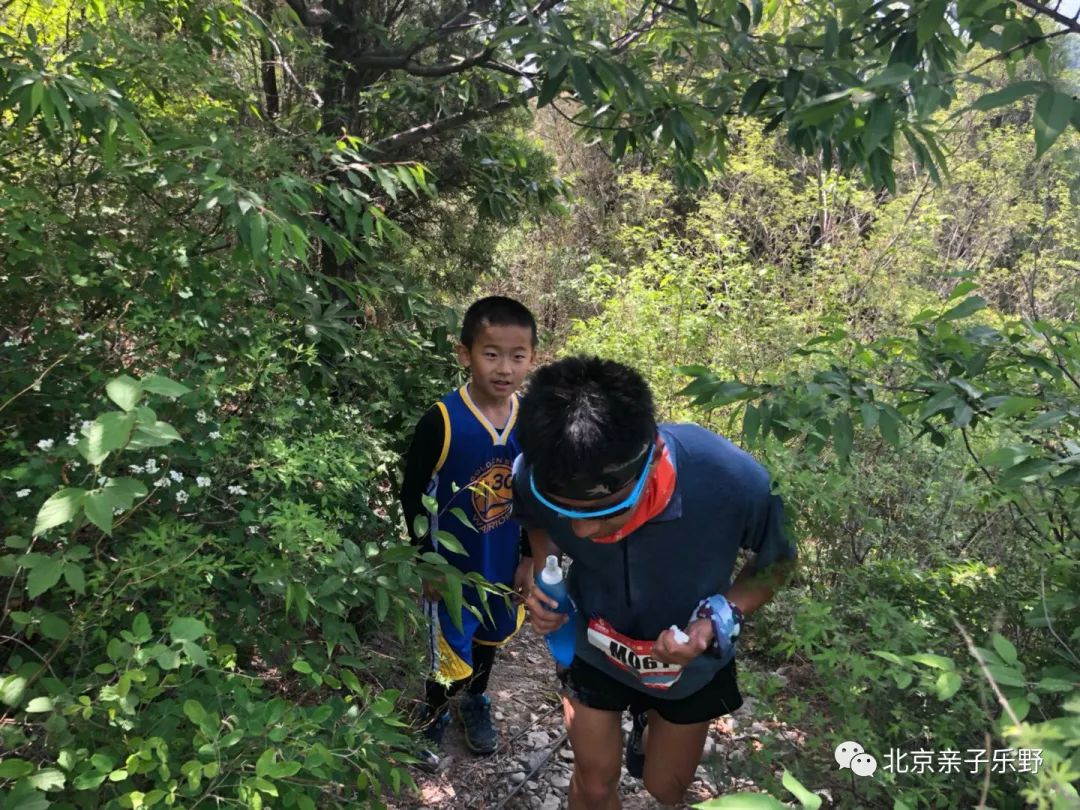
397, 630, 779, 810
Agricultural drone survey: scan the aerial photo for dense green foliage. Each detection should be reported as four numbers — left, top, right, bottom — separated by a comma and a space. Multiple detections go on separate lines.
2, 0, 1079, 807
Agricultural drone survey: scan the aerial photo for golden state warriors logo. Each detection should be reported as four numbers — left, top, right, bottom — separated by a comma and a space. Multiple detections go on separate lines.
469, 459, 513, 531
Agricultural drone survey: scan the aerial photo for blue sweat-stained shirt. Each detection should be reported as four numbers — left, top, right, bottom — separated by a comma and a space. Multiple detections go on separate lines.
512, 423, 796, 700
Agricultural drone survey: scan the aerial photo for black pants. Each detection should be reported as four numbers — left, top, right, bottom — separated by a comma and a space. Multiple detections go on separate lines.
425, 641, 497, 714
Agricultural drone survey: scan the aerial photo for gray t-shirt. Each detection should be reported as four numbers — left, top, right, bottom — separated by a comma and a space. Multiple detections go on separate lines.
512, 423, 795, 700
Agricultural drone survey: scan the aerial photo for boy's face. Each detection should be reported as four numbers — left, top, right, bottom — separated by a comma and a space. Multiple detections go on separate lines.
456, 322, 534, 404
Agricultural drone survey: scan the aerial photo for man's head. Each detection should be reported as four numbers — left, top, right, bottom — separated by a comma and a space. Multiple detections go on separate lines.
518, 356, 657, 539
457, 296, 537, 403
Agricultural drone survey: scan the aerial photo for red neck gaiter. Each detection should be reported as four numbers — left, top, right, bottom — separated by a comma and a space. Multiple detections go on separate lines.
592, 438, 677, 544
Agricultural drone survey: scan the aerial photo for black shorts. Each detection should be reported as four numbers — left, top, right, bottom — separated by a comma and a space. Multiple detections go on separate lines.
558, 656, 743, 725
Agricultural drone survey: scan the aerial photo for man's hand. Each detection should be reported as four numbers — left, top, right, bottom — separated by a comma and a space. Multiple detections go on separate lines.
525, 587, 568, 635
651, 618, 714, 666
512, 558, 533, 603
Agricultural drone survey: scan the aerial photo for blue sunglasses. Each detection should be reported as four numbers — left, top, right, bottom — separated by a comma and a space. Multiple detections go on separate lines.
529, 442, 656, 520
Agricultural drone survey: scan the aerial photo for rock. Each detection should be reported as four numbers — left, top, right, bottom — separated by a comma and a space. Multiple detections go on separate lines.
527, 730, 551, 748
529, 797, 542, 809
550, 774, 571, 790
559, 747, 575, 761
526, 780, 539, 791
510, 772, 526, 785
495, 711, 506, 721
540, 795, 561, 810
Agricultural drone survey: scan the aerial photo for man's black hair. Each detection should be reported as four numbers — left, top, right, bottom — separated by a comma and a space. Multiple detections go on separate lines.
460, 296, 538, 348
518, 356, 656, 493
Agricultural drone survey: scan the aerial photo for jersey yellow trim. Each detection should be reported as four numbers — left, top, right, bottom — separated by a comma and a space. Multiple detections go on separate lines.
473, 603, 526, 647
459, 385, 502, 444
433, 402, 452, 474
503, 393, 519, 439
434, 626, 474, 682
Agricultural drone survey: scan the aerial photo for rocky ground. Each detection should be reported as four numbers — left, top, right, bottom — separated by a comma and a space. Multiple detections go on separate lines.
395, 630, 794, 810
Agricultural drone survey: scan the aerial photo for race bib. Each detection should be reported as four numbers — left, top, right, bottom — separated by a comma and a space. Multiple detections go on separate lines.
586, 617, 684, 690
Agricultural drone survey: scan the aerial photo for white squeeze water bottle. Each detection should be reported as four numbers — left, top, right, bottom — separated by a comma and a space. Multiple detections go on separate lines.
536, 555, 576, 667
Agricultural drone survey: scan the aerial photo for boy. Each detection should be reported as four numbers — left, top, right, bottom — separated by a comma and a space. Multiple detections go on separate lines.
400, 296, 537, 768
514, 356, 797, 809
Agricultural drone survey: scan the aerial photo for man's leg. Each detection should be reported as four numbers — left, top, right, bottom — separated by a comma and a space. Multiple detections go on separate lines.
640, 713, 710, 805
563, 695, 623, 810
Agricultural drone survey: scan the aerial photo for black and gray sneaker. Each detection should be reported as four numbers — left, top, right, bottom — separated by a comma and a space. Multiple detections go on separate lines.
625, 710, 647, 778
416, 709, 449, 773
455, 693, 498, 755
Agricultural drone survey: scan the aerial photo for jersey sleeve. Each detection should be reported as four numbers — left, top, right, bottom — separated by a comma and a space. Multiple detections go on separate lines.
399, 405, 446, 551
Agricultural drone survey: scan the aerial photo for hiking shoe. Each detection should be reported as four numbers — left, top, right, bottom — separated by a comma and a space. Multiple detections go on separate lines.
416, 709, 449, 773
455, 693, 498, 755
625, 710, 647, 778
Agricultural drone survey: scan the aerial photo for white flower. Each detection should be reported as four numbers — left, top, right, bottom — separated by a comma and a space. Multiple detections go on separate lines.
196, 476, 211, 487
80, 420, 94, 431
77, 332, 93, 341
113, 507, 124, 515
195, 410, 208, 423
208, 431, 221, 440
97, 476, 109, 487
66, 433, 79, 446
70, 461, 80, 469
215, 355, 226, 363
175, 490, 189, 504
227, 485, 248, 496
129, 464, 144, 474
16, 488, 30, 498
178, 288, 193, 299
153, 477, 170, 488
168, 470, 184, 483
3, 337, 20, 347
238, 327, 251, 336
144, 458, 159, 474
37, 439, 55, 451
295, 397, 306, 407
213, 398, 221, 407
246, 525, 259, 535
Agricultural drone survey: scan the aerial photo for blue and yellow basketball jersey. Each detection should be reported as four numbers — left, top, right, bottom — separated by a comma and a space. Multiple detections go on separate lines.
425, 385, 525, 682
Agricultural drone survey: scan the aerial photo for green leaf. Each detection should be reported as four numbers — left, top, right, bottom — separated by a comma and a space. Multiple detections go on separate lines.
27, 555, 65, 598
969, 80, 1049, 111
183, 699, 207, 725
1033, 91, 1073, 158
936, 671, 962, 700
782, 769, 822, 809
740, 79, 771, 116
168, 617, 208, 642
0, 759, 34, 778
83, 490, 115, 535
27, 768, 65, 791
432, 530, 468, 556
106, 374, 143, 411
132, 612, 152, 642
255, 749, 277, 778
33, 488, 87, 535
1, 674, 27, 707
97, 412, 137, 452
864, 63, 913, 89
908, 653, 954, 670
412, 515, 429, 538
939, 295, 986, 321
292, 659, 313, 675
832, 412, 853, 464
62, 565, 84, 596
39, 612, 70, 640
985, 664, 1026, 688
449, 508, 475, 531
25, 696, 53, 713
991, 633, 1018, 666
128, 420, 182, 448
795, 91, 852, 125
140, 374, 191, 398
916, 0, 946, 46
375, 587, 390, 621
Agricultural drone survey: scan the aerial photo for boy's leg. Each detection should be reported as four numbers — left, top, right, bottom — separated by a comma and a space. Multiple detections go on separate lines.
563, 695, 623, 810
639, 714, 710, 805
456, 641, 499, 754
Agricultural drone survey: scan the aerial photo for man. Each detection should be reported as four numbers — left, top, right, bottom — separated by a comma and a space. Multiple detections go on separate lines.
513, 356, 796, 808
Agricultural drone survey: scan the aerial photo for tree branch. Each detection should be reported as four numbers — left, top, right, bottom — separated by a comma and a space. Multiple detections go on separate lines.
1014, 0, 1080, 34
366, 86, 539, 155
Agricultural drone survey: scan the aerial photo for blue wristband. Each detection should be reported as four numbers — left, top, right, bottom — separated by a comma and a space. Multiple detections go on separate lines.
694, 595, 743, 664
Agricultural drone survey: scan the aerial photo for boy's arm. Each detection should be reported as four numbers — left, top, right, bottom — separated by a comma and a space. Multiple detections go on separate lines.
399, 406, 445, 554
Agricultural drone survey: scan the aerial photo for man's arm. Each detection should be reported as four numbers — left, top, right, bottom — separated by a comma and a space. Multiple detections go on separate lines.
725, 557, 796, 616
